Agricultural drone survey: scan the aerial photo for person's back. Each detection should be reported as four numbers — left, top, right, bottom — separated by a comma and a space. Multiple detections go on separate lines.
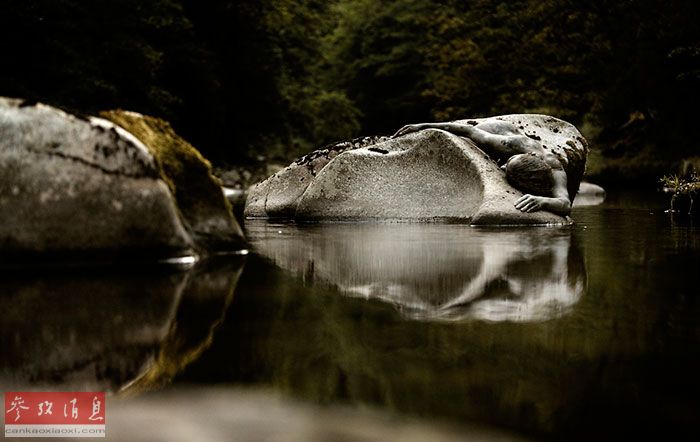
393, 120, 574, 216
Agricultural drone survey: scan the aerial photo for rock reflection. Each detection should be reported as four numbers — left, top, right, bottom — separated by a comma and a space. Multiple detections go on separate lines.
247, 222, 585, 322
0, 256, 245, 393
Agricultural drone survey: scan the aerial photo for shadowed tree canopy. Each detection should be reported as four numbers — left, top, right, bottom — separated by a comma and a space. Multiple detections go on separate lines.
0, 0, 698, 181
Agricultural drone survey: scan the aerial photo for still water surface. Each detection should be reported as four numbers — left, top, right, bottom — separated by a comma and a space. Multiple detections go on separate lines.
2, 190, 699, 440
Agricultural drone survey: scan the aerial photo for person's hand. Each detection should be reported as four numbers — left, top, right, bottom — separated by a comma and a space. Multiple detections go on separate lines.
392, 123, 425, 138
515, 194, 545, 213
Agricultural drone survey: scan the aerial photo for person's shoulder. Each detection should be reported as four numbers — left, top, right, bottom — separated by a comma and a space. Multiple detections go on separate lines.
506, 135, 540, 153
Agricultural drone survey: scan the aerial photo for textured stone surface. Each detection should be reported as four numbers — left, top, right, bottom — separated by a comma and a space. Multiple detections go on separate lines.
245, 115, 587, 225
102, 110, 246, 252
0, 97, 193, 258
245, 136, 387, 218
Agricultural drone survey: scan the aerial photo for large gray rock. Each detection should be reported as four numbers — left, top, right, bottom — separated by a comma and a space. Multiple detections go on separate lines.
0, 97, 193, 259
245, 115, 588, 225
100, 110, 247, 253
245, 135, 387, 218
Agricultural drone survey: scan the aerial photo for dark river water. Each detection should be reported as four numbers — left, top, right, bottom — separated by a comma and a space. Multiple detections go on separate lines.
2, 190, 699, 440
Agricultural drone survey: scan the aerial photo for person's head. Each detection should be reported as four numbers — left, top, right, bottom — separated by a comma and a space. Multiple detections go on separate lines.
503, 153, 553, 196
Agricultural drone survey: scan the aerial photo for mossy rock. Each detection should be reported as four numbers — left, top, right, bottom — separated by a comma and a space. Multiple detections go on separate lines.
101, 110, 246, 252
0, 97, 195, 260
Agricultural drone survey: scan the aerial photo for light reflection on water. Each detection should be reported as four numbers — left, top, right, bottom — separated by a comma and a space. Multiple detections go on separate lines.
247, 222, 586, 322
0, 256, 245, 393
2, 190, 700, 440
181, 194, 700, 440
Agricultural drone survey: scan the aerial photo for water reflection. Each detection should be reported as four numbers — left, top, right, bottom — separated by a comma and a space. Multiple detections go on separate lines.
179, 202, 700, 439
246, 222, 586, 322
0, 256, 245, 393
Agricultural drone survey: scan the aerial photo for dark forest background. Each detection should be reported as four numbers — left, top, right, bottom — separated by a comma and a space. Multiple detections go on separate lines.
1, 0, 699, 184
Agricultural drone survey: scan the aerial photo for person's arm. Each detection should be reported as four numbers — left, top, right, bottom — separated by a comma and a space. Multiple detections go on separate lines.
393, 122, 521, 158
514, 167, 571, 216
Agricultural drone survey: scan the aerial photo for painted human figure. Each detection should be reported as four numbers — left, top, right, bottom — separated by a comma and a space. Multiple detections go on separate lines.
393, 119, 575, 216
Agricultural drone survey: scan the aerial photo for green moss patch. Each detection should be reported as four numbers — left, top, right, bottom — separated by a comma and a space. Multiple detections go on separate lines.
101, 110, 245, 251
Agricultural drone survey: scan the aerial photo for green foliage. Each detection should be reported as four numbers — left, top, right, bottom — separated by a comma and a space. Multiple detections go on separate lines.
321, 0, 435, 133
1, 0, 699, 175
420, 1, 613, 122
0, 0, 194, 112
265, 0, 362, 155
